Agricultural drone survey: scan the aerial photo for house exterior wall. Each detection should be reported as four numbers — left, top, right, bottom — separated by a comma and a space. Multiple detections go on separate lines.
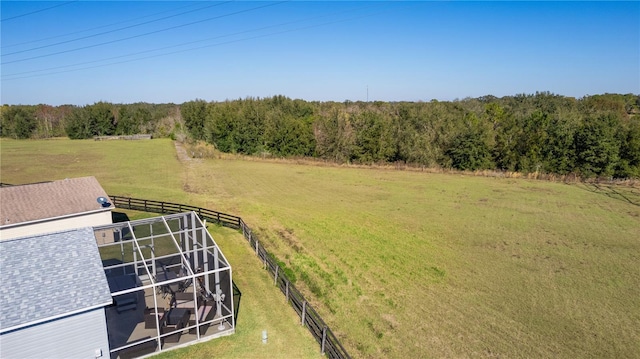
0, 308, 110, 359
0, 211, 112, 241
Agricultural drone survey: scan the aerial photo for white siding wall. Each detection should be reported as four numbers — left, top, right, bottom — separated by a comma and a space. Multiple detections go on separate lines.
0, 211, 112, 240
0, 308, 110, 359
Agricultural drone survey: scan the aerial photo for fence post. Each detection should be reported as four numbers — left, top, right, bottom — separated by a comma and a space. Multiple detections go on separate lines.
274, 266, 279, 286
301, 301, 306, 326
285, 281, 289, 303
321, 326, 327, 355
255, 240, 259, 256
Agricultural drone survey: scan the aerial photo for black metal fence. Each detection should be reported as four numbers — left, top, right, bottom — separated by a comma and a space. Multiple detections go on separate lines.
110, 195, 350, 359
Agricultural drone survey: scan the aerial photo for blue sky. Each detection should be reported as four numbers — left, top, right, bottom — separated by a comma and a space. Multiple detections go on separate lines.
1, 1, 638, 105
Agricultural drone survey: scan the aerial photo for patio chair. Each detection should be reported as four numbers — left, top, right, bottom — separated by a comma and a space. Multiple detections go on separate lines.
144, 307, 165, 329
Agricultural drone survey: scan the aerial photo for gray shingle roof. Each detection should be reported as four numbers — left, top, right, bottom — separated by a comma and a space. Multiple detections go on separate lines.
0, 176, 112, 226
0, 227, 112, 332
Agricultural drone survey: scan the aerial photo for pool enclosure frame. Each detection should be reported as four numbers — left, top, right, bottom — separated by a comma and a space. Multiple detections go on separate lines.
94, 212, 235, 358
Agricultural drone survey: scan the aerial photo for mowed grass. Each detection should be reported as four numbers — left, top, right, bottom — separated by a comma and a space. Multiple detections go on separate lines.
183, 155, 640, 358
2, 138, 640, 358
158, 224, 321, 359
0, 138, 185, 200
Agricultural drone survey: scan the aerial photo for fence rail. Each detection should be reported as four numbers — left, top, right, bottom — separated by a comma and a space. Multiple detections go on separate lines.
110, 195, 350, 359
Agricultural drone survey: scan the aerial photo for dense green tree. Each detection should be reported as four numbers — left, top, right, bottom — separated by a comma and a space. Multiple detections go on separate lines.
394, 102, 455, 166
116, 107, 137, 135
541, 113, 580, 174
3, 93, 639, 178
616, 118, 640, 177
580, 94, 628, 118
485, 103, 518, 171
351, 110, 395, 163
181, 99, 208, 140
445, 113, 493, 170
574, 114, 621, 177
264, 114, 315, 157
314, 108, 355, 162
205, 101, 236, 152
116, 106, 152, 135
515, 110, 550, 173
1, 106, 36, 139
234, 98, 264, 154
87, 102, 116, 136
65, 107, 90, 139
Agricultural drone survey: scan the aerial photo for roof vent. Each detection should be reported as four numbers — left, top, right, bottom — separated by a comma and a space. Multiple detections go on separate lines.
96, 197, 112, 208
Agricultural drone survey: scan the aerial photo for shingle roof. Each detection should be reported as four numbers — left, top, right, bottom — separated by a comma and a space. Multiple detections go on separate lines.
0, 176, 112, 226
0, 227, 112, 332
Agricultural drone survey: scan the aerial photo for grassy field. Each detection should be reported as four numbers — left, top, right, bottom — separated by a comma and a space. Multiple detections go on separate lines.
2, 138, 639, 358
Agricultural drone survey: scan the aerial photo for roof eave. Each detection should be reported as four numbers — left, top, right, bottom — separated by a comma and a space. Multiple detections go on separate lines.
0, 300, 112, 334
0, 207, 113, 230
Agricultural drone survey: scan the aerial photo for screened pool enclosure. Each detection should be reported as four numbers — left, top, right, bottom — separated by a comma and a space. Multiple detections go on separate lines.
94, 212, 236, 358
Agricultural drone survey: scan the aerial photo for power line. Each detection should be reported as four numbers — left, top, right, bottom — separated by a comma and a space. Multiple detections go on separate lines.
2, 6, 386, 81
1, 2, 203, 49
1, 1, 286, 65
3, 3, 379, 78
1, 1, 78, 22
2, 3, 381, 79
2, 1, 232, 56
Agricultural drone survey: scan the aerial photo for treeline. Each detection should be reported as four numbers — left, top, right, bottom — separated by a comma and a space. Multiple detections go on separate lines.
1, 93, 639, 178
181, 93, 640, 178
0, 102, 181, 140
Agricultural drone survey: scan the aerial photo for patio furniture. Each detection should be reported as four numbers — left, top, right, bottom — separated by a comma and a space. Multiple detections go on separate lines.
115, 295, 137, 313
144, 307, 165, 329
173, 291, 199, 308
162, 308, 190, 343
118, 337, 158, 359
157, 270, 182, 295
107, 274, 139, 312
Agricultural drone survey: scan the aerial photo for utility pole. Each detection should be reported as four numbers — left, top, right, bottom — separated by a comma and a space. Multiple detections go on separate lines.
367, 85, 369, 102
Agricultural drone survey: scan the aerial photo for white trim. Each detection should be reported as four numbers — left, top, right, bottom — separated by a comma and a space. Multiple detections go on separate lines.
0, 208, 112, 230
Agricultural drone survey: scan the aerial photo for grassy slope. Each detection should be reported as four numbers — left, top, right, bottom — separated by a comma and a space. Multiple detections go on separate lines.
0, 139, 321, 359
182, 157, 640, 358
2, 139, 639, 358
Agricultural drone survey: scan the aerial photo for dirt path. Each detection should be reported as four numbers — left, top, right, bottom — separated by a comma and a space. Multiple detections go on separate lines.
174, 141, 198, 163
174, 141, 202, 194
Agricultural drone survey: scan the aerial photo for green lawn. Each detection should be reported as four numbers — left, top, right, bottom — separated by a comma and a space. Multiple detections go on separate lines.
0, 138, 185, 200
181, 149, 640, 359
2, 138, 639, 358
